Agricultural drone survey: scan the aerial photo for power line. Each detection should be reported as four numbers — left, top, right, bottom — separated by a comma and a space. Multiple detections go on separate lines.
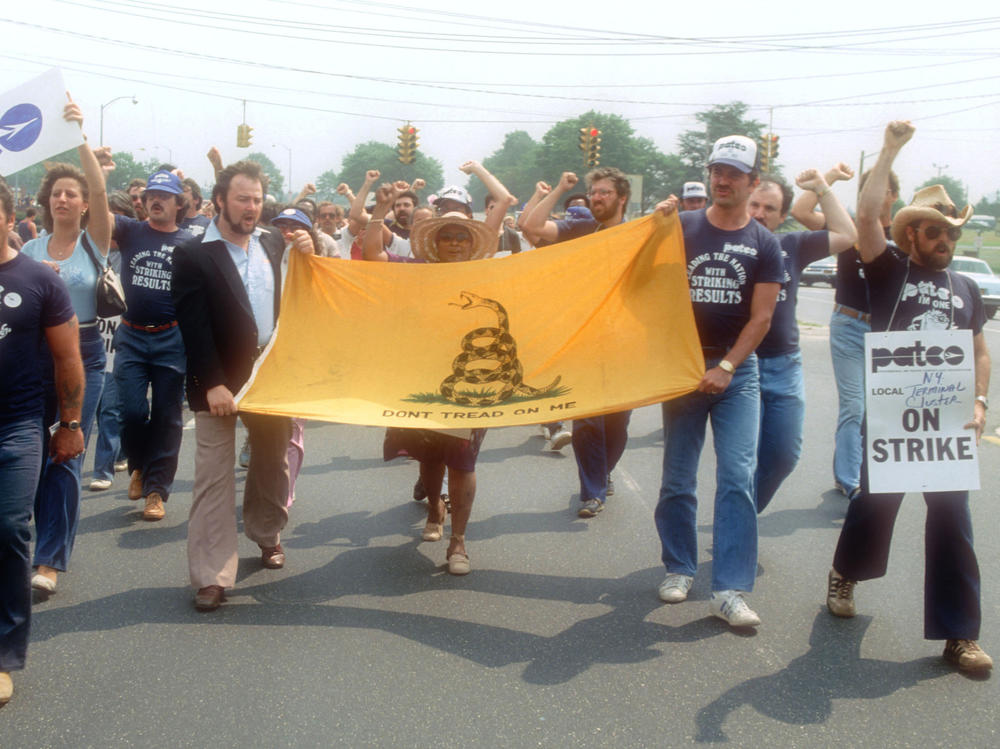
34, 2, 1000, 57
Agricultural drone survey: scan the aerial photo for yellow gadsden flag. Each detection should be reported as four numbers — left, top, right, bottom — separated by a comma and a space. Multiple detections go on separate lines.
237, 211, 703, 428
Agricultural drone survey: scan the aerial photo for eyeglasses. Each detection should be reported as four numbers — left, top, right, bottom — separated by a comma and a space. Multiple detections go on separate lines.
319, 212, 336, 219
919, 225, 962, 241
587, 188, 616, 198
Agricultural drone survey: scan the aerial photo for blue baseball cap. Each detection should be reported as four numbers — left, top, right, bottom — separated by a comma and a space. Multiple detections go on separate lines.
271, 207, 312, 231
145, 170, 184, 195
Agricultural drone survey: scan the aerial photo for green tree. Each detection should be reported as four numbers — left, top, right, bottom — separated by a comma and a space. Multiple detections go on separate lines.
315, 169, 348, 204
330, 141, 445, 199
466, 130, 540, 209
526, 111, 679, 210
676, 102, 766, 176
915, 174, 968, 209
246, 151, 285, 198
974, 190, 1000, 219
5, 147, 81, 200
106, 152, 160, 192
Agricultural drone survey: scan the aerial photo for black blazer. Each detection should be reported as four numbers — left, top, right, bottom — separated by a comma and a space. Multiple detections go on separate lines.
171, 227, 284, 412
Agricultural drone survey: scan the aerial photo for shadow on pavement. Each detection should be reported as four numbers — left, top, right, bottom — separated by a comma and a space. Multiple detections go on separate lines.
30, 560, 740, 686
693, 611, 950, 743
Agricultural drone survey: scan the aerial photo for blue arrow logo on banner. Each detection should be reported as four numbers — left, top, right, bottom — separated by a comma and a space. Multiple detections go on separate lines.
0, 103, 43, 153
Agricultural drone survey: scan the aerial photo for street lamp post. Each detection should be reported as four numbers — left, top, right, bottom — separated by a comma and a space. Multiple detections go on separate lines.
99, 95, 138, 146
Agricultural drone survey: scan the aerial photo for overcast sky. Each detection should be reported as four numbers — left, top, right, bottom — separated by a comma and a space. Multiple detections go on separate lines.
3, 0, 999, 207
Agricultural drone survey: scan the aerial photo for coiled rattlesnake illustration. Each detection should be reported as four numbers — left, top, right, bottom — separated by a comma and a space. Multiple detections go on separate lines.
440, 291, 560, 406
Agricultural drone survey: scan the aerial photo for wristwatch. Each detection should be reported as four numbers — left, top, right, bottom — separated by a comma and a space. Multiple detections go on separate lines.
718, 359, 735, 375
59, 420, 81, 431
975, 395, 989, 411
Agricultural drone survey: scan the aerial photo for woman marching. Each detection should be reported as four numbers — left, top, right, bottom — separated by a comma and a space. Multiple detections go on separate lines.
21, 95, 112, 594
362, 164, 513, 575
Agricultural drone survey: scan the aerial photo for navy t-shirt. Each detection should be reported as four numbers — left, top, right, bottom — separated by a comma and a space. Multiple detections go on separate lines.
114, 215, 193, 325
179, 213, 211, 238
680, 210, 785, 349
834, 249, 869, 312
757, 230, 829, 357
865, 250, 985, 334
554, 216, 600, 242
0, 253, 74, 425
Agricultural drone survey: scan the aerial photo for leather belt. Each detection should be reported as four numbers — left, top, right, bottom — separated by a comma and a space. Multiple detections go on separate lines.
122, 319, 179, 333
833, 304, 871, 324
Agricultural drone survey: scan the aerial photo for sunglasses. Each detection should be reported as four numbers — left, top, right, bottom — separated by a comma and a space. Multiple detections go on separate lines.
437, 231, 472, 243
319, 212, 336, 219
918, 225, 962, 241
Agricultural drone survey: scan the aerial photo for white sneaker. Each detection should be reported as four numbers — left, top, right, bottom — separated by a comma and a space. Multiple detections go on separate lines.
709, 590, 761, 627
546, 429, 572, 452
89, 478, 113, 491
658, 573, 694, 603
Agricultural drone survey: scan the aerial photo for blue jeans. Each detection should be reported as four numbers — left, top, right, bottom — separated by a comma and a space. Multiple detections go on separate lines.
33, 326, 105, 571
755, 351, 805, 513
0, 419, 43, 671
655, 356, 760, 592
571, 411, 631, 503
114, 324, 185, 500
92, 369, 123, 481
830, 310, 869, 494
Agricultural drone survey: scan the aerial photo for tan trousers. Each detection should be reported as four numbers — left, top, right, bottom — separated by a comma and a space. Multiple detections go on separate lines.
187, 411, 292, 589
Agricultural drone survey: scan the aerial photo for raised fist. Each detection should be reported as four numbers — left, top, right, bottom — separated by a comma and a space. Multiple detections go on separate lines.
884, 121, 915, 150
558, 172, 578, 191
824, 162, 854, 184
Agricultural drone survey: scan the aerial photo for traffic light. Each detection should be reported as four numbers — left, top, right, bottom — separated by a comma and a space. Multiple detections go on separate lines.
578, 126, 591, 153
586, 127, 601, 167
758, 133, 779, 172
397, 122, 419, 164
237, 123, 253, 148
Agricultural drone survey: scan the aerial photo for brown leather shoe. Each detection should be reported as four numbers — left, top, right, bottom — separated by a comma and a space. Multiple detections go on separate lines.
128, 469, 143, 500
260, 544, 285, 569
194, 585, 226, 611
142, 492, 165, 521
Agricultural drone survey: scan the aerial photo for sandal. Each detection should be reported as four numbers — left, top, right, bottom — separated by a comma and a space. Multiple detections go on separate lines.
447, 535, 470, 575
422, 500, 446, 542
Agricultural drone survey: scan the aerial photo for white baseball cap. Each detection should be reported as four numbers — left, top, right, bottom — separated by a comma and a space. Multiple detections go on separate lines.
682, 181, 708, 199
708, 135, 758, 173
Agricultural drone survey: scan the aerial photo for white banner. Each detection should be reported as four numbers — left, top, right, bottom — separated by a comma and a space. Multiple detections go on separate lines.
865, 329, 980, 493
98, 316, 120, 373
0, 68, 85, 176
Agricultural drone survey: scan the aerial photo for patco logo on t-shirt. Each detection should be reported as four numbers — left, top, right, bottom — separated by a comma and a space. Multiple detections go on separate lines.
722, 242, 758, 257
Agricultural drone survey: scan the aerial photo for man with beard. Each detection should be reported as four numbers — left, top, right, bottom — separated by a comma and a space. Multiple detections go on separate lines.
825, 121, 992, 672
747, 171, 857, 512
112, 170, 193, 521
653, 136, 783, 629
520, 166, 634, 518
172, 160, 314, 611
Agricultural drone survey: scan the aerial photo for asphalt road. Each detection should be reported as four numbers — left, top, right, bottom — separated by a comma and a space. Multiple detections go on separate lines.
3, 287, 999, 747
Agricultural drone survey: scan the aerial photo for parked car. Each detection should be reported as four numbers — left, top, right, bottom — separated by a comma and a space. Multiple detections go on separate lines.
950, 255, 1000, 319
800, 255, 837, 286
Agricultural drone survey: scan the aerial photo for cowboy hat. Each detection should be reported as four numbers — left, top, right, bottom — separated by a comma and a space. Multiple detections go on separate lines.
410, 211, 496, 262
891, 185, 972, 253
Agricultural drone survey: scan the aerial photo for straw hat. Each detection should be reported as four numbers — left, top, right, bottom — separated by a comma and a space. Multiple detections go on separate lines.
410, 211, 496, 262
891, 185, 972, 253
